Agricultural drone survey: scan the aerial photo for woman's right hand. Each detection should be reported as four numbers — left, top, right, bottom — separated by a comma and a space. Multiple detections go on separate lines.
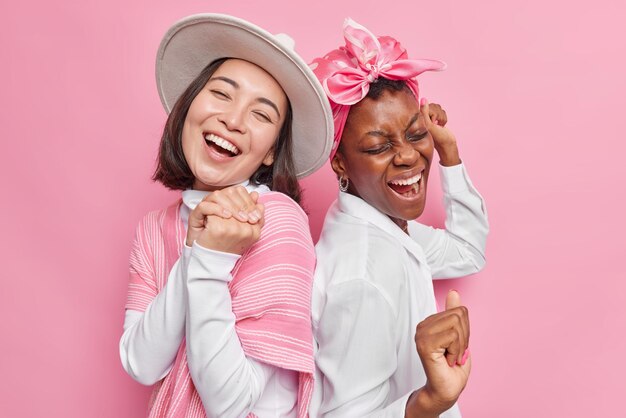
186, 185, 263, 248
195, 205, 265, 255
406, 290, 471, 417
420, 99, 461, 167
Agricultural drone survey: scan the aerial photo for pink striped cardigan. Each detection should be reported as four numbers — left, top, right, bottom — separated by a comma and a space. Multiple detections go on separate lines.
126, 192, 316, 417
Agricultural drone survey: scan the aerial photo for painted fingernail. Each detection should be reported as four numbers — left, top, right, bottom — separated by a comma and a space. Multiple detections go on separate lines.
420, 97, 428, 106
458, 348, 470, 366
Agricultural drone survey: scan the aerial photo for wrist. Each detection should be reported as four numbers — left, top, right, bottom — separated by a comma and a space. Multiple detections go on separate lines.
435, 143, 461, 167
405, 386, 455, 418
404, 388, 443, 418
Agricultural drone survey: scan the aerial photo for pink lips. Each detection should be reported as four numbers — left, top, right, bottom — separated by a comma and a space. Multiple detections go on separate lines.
204, 138, 236, 162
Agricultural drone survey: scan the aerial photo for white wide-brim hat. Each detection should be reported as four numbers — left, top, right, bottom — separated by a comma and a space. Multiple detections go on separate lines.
156, 13, 334, 178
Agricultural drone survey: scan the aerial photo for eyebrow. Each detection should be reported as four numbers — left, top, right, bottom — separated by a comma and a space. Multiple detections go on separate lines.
404, 114, 420, 132
364, 130, 388, 138
211, 76, 239, 88
209, 76, 281, 119
364, 113, 421, 138
256, 98, 281, 119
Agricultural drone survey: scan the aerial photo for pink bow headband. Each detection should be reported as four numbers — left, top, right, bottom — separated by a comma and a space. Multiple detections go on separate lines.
309, 18, 446, 159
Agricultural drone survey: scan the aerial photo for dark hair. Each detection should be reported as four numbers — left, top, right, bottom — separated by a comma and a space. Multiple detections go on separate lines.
366, 77, 412, 100
152, 58, 302, 204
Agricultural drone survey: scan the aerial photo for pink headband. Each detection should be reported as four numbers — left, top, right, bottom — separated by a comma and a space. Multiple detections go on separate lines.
310, 18, 446, 159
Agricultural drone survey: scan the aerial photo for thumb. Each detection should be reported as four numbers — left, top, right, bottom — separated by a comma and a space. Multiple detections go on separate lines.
445, 289, 462, 311
256, 203, 266, 228
188, 205, 206, 229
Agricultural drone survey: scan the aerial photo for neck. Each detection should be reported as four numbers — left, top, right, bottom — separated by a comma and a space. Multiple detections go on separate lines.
390, 216, 409, 234
346, 189, 409, 234
192, 179, 250, 191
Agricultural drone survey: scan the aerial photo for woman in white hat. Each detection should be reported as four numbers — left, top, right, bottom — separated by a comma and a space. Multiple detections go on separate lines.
119, 14, 333, 418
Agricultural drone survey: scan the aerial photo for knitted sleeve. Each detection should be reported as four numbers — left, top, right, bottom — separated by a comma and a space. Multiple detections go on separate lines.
126, 210, 162, 312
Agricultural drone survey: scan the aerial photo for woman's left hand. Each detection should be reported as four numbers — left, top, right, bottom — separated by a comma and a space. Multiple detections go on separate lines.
420, 99, 461, 167
411, 290, 471, 414
186, 185, 263, 247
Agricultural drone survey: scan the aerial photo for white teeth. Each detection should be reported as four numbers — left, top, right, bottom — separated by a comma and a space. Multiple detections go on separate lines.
389, 173, 422, 186
204, 133, 240, 155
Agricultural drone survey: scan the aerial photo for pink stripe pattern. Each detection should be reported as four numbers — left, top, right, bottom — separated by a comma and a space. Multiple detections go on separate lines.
126, 192, 316, 417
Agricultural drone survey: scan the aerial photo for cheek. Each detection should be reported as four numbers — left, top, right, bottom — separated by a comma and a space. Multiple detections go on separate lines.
253, 136, 274, 157
347, 157, 388, 188
186, 95, 206, 121
187, 93, 224, 122
416, 138, 434, 160
251, 123, 280, 153
181, 120, 198, 163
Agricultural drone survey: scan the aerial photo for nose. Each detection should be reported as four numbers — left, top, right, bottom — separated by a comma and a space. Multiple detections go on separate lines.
393, 141, 419, 166
218, 106, 247, 134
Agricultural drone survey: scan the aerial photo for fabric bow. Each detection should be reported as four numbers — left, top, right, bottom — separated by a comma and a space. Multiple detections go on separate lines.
310, 18, 446, 159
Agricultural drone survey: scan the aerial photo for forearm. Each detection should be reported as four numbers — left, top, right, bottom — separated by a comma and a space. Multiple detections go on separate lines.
119, 249, 190, 385
435, 142, 461, 167
185, 243, 267, 416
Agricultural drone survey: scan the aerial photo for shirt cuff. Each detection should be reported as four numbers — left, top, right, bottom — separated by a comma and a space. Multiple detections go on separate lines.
439, 163, 470, 195
182, 242, 193, 261
189, 242, 241, 282
387, 391, 414, 416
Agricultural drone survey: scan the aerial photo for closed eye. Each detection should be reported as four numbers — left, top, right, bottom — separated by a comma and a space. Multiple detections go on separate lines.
408, 131, 428, 142
210, 89, 230, 100
365, 143, 392, 154
252, 111, 272, 123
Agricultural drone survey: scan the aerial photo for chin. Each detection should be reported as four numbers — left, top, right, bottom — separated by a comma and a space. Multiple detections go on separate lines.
401, 207, 425, 221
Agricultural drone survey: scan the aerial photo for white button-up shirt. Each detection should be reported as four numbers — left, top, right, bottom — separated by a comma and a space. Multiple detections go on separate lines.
310, 163, 489, 417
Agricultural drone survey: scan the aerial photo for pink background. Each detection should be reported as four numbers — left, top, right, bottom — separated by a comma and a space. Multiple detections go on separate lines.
2, 0, 625, 416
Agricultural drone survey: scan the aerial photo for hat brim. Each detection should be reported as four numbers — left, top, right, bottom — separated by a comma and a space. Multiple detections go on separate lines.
156, 13, 333, 178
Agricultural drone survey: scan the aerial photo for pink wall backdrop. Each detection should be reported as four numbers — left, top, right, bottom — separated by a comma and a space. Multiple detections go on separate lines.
2, 0, 625, 416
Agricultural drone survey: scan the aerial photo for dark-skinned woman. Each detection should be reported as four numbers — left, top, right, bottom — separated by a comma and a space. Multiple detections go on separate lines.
309, 19, 489, 418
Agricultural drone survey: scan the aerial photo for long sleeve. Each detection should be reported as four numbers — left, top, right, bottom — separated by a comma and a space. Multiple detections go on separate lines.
314, 279, 411, 417
409, 163, 489, 279
119, 246, 190, 385
185, 194, 316, 417
185, 243, 291, 417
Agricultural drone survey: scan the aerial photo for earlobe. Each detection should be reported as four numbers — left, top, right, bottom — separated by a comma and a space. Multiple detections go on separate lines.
330, 153, 348, 180
262, 148, 275, 166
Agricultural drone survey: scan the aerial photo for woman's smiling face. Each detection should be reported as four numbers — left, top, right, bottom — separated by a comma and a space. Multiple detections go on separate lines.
332, 88, 434, 224
181, 59, 288, 191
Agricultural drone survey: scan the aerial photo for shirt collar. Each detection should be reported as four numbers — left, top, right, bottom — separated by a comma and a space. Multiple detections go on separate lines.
337, 191, 428, 265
